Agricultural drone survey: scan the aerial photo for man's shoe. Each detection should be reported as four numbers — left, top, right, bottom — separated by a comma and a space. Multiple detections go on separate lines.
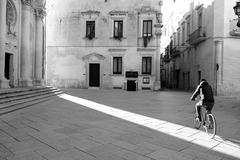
203, 124, 207, 130
196, 117, 200, 122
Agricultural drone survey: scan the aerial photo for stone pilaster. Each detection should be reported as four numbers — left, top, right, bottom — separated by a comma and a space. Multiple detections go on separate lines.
34, 8, 46, 86
215, 40, 223, 95
153, 23, 162, 91
0, 0, 9, 88
20, 0, 33, 86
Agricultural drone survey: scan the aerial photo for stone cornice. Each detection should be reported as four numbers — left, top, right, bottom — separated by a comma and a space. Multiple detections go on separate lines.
81, 10, 100, 16
109, 11, 128, 16
108, 48, 127, 52
82, 53, 105, 61
137, 48, 156, 52
138, 6, 156, 14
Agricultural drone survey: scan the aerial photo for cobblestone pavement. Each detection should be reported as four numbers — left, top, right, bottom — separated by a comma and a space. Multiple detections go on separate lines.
0, 89, 240, 160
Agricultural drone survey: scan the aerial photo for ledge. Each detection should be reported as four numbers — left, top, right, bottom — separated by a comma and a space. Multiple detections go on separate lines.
108, 48, 127, 52
82, 37, 98, 40
137, 48, 156, 52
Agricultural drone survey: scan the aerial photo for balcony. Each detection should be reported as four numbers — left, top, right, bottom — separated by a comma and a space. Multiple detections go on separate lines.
171, 46, 181, 58
229, 19, 240, 36
189, 27, 207, 45
163, 54, 170, 63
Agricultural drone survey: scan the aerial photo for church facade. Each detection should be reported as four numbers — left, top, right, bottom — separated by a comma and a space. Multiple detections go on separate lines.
0, 0, 46, 88
46, 0, 163, 90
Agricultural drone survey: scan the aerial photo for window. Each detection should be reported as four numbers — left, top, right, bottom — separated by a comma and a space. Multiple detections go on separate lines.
187, 19, 190, 39
182, 23, 185, 44
198, 13, 202, 28
173, 33, 176, 46
113, 57, 122, 74
142, 57, 152, 74
143, 20, 152, 37
86, 21, 95, 39
114, 20, 123, 39
177, 30, 180, 46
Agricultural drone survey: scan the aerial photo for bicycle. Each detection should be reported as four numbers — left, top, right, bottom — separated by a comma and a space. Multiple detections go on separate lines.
193, 105, 217, 138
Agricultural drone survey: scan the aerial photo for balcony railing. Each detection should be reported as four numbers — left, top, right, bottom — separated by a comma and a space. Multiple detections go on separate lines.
163, 54, 170, 63
171, 46, 181, 58
189, 27, 207, 45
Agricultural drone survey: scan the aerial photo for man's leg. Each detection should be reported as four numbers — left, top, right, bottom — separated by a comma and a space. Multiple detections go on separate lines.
195, 101, 202, 121
204, 102, 214, 128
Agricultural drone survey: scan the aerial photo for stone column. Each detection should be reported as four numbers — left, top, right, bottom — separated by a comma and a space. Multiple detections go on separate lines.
0, 0, 9, 88
153, 23, 162, 91
20, 0, 33, 86
35, 8, 45, 86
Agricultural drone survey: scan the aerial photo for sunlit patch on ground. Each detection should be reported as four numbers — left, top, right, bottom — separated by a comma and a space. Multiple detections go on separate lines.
59, 93, 240, 159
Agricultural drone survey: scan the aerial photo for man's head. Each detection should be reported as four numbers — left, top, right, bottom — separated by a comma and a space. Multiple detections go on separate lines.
200, 79, 206, 82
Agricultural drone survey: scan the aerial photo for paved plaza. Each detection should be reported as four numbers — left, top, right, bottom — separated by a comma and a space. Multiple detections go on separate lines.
0, 89, 240, 160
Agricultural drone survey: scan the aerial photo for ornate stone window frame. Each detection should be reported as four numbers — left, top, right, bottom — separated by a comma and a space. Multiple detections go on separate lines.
109, 11, 128, 40
138, 6, 156, 38
109, 51, 126, 76
139, 53, 154, 76
81, 10, 100, 40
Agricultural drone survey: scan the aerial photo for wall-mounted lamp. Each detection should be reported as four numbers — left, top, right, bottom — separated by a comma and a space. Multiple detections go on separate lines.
233, 1, 240, 27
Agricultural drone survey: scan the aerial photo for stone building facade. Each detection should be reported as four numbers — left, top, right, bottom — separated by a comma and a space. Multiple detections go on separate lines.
0, 0, 46, 88
161, 0, 240, 96
46, 0, 162, 90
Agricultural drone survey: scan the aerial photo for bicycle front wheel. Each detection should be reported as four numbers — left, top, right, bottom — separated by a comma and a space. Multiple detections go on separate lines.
206, 114, 217, 138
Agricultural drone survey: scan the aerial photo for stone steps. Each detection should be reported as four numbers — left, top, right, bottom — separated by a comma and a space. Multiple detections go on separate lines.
0, 87, 63, 115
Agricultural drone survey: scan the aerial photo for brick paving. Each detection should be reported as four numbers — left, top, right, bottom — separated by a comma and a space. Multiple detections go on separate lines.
0, 89, 240, 160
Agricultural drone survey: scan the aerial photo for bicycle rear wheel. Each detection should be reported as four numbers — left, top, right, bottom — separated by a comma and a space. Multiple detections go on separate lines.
205, 114, 216, 138
193, 114, 201, 129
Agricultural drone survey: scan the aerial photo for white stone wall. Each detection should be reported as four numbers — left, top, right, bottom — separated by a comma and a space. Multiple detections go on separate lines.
46, 0, 162, 89
161, 0, 240, 96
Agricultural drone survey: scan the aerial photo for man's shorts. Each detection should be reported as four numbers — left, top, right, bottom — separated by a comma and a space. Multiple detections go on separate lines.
197, 101, 214, 112
203, 102, 214, 112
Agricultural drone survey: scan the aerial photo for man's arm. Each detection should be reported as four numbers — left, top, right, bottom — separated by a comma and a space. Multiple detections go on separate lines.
191, 84, 201, 100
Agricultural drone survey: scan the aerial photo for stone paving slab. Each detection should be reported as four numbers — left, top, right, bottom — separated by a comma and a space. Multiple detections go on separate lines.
0, 143, 13, 159
0, 89, 240, 160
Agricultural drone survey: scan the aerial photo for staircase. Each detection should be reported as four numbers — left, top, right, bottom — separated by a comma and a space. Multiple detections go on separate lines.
0, 86, 63, 115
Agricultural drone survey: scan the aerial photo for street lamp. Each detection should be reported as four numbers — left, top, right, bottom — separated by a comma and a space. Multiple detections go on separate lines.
233, 1, 240, 27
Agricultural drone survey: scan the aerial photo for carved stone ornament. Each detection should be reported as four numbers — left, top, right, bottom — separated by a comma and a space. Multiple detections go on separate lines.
81, 10, 100, 19
109, 11, 128, 16
229, 19, 240, 36
156, 12, 162, 24
6, 0, 17, 36
21, 0, 32, 6
139, 6, 156, 14
35, 8, 46, 19
82, 53, 105, 61
33, 0, 46, 8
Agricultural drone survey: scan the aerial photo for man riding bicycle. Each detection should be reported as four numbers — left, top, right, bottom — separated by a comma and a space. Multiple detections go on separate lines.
191, 79, 214, 123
